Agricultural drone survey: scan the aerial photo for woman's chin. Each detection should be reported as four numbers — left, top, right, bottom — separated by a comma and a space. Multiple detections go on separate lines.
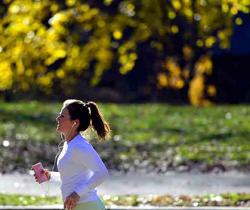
56, 127, 66, 135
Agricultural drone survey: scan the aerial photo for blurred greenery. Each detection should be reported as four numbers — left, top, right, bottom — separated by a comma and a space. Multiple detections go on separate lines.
0, 101, 249, 173
0, 1, 249, 105
0, 193, 249, 207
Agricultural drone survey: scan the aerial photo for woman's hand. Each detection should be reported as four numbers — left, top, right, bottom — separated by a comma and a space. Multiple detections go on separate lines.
64, 192, 80, 210
33, 169, 51, 183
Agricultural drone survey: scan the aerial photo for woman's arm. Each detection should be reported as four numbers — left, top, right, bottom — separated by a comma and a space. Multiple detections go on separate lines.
48, 171, 61, 182
72, 145, 109, 197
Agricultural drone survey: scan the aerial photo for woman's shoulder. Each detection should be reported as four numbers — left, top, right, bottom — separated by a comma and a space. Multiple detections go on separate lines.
71, 135, 93, 151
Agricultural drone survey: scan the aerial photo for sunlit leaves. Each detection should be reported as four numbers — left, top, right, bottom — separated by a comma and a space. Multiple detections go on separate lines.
189, 74, 205, 106
171, 25, 179, 34
118, 41, 137, 74
156, 0, 249, 105
158, 57, 185, 89
104, 0, 113, 6
113, 30, 123, 40
0, 61, 12, 90
235, 17, 243, 25
157, 73, 168, 88
182, 45, 193, 61
195, 55, 213, 75
49, 12, 68, 28
119, 52, 137, 74
172, 0, 182, 11
0, 0, 249, 104
119, 2, 135, 17
207, 85, 216, 97
188, 55, 214, 106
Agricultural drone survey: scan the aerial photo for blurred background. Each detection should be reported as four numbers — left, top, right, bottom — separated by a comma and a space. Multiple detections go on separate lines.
1, 0, 250, 105
0, 0, 250, 207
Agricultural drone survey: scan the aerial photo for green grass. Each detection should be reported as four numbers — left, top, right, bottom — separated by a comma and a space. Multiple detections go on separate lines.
0, 193, 249, 207
0, 101, 250, 173
0, 193, 61, 206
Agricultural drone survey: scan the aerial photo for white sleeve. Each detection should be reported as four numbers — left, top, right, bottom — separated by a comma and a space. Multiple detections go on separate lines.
49, 171, 61, 182
73, 144, 109, 197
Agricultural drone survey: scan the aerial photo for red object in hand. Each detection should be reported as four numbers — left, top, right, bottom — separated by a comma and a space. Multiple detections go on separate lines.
32, 162, 49, 184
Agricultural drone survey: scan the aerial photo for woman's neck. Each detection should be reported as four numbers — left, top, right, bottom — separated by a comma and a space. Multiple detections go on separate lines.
64, 131, 79, 143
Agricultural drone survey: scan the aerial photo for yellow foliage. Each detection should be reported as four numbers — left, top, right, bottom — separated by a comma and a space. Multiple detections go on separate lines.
171, 25, 179, 34
183, 0, 191, 5
129, 53, 137, 61
16, 59, 25, 75
157, 73, 168, 87
71, 46, 80, 57
13, 44, 23, 59
183, 68, 190, 79
45, 43, 67, 65
120, 62, 135, 74
189, 55, 215, 106
20, 82, 30, 91
0, 61, 13, 90
235, 17, 243, 25
118, 41, 137, 74
25, 69, 33, 77
205, 36, 216, 48
113, 30, 123, 40
184, 8, 193, 19
188, 74, 205, 106
172, 0, 182, 11
217, 30, 226, 40
66, 0, 76, 6
36, 73, 53, 87
96, 48, 113, 63
195, 55, 213, 75
222, 3, 229, 13
163, 57, 185, 89
182, 45, 193, 61
133, 23, 151, 41
54, 49, 67, 59
196, 39, 203, 47
49, 13, 68, 27
207, 85, 216, 97
47, 29, 59, 41
0, 0, 248, 100
170, 77, 184, 89
9, 4, 21, 14
7, 20, 30, 36
119, 55, 127, 64
56, 69, 65, 79
165, 57, 181, 76
231, 6, 238, 15
168, 11, 176, 19
104, 0, 113, 6
78, 4, 90, 12
127, 3, 135, 13
50, 4, 59, 13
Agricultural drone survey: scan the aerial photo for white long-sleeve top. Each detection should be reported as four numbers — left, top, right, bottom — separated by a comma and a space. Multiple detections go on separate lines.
50, 134, 109, 204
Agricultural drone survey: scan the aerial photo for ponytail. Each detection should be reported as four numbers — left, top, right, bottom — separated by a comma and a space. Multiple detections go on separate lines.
87, 101, 110, 141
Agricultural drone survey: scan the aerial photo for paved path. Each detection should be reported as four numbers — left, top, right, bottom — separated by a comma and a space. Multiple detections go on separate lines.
1, 171, 250, 196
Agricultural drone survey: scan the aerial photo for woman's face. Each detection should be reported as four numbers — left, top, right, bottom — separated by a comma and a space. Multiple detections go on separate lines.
56, 107, 74, 134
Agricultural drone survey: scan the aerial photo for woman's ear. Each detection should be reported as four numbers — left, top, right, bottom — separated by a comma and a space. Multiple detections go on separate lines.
73, 119, 80, 127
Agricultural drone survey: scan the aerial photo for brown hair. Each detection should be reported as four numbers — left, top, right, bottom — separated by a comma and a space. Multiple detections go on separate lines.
63, 99, 110, 141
